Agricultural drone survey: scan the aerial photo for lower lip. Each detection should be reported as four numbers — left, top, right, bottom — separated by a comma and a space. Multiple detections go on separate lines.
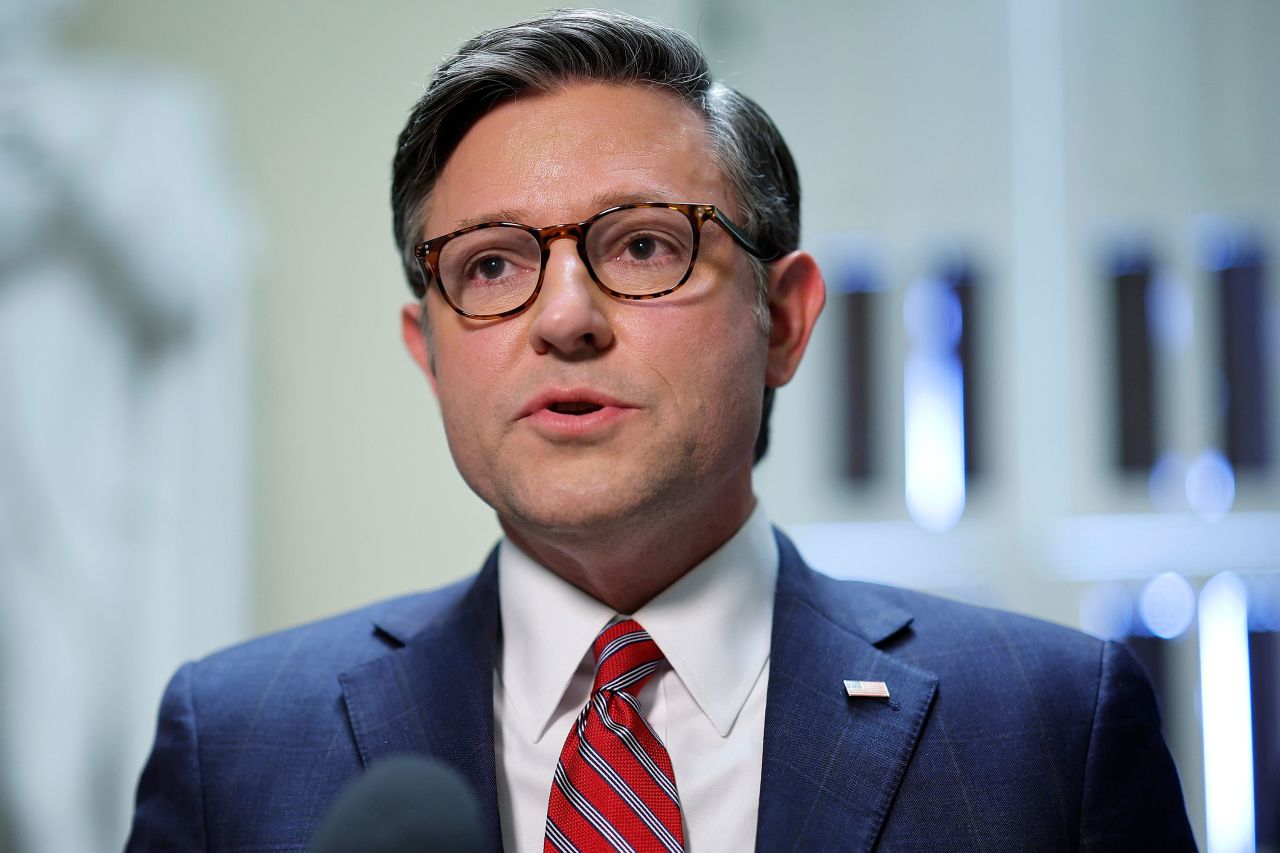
521, 406, 636, 438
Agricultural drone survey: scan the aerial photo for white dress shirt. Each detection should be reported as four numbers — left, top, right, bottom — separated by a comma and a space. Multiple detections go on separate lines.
494, 503, 778, 852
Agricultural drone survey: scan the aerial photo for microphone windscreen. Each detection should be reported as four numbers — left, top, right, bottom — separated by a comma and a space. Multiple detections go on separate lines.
310, 755, 484, 852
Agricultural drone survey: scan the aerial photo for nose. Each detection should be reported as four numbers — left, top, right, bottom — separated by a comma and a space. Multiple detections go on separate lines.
526, 237, 614, 356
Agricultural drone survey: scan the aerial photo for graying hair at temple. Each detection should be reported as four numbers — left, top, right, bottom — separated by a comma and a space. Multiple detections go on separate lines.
388, 8, 802, 462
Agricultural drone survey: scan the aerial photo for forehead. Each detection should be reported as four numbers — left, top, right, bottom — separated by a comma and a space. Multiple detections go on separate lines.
424, 82, 730, 235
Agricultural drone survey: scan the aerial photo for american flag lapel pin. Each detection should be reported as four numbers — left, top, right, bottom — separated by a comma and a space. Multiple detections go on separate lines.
844, 679, 891, 699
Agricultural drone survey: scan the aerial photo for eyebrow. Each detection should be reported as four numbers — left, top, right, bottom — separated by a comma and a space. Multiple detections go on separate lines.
451, 209, 525, 230
447, 189, 683, 232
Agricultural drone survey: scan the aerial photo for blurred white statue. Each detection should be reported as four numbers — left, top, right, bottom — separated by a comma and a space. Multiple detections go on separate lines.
0, 0, 256, 849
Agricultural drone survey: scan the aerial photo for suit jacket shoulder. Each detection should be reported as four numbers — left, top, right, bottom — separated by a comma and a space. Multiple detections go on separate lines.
194, 576, 470, 709
760, 532, 1196, 851
129, 534, 1196, 852
126, 565, 500, 851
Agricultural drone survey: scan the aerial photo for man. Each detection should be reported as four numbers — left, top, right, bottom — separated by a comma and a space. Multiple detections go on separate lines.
129, 9, 1196, 851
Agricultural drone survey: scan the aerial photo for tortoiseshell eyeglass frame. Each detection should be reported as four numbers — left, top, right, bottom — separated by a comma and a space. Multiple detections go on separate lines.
410, 202, 780, 320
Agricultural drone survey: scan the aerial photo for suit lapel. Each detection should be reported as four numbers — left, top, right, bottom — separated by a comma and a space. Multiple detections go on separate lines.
334, 533, 936, 852
338, 552, 503, 850
756, 532, 938, 853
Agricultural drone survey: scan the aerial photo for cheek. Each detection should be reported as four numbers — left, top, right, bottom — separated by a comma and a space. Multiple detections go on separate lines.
625, 301, 767, 430
429, 321, 524, 433
431, 313, 524, 380
694, 307, 769, 419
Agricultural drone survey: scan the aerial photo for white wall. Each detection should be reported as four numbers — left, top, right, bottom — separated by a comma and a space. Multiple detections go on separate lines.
62, 3, 1280, 849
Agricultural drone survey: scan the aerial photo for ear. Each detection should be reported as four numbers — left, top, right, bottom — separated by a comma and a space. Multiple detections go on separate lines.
764, 251, 826, 387
400, 302, 440, 398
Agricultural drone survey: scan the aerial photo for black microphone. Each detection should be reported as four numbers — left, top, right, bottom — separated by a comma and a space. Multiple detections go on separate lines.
310, 755, 484, 852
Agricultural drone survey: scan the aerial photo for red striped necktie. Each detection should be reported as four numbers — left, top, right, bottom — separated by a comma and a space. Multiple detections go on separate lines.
544, 619, 686, 853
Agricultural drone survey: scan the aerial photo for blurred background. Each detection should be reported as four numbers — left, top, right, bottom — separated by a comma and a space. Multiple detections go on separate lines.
1, 0, 1276, 850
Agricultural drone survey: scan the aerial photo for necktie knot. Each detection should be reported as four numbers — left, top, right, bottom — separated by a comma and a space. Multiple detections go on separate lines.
591, 619, 663, 697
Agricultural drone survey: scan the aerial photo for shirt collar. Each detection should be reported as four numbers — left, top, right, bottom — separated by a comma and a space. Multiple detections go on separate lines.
497, 503, 778, 741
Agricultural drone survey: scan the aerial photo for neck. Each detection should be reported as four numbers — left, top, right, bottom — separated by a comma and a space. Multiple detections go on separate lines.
500, 485, 756, 614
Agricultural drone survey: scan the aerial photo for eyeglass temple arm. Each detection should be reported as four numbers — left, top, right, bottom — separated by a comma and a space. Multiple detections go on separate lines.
711, 209, 784, 262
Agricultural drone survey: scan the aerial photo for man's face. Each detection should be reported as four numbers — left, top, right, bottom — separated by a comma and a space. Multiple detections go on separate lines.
407, 83, 770, 540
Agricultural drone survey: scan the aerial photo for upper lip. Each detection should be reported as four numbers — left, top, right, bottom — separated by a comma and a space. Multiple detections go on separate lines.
516, 387, 635, 419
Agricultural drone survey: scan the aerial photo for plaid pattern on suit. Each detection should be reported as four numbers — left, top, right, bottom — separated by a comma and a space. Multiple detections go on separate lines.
128, 531, 1195, 851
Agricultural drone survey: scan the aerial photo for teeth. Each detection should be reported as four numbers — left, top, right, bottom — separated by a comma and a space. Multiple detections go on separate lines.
550, 401, 603, 415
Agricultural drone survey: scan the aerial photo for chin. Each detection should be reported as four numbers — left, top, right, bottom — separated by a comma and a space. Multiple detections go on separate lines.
516, 485, 649, 534
498, 463, 681, 537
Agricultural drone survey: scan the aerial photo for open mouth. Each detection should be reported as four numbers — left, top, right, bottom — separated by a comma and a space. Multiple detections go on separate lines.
548, 401, 604, 416
518, 389, 629, 424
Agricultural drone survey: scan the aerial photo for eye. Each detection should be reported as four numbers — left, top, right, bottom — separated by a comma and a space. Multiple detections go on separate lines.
474, 255, 508, 280
586, 208, 694, 283
613, 231, 682, 265
461, 251, 532, 285
625, 236, 658, 261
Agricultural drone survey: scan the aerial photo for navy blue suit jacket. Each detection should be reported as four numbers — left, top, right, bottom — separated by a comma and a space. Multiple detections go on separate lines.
128, 532, 1196, 851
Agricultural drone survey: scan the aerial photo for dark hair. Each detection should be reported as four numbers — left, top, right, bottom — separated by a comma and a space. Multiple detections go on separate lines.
390, 8, 800, 462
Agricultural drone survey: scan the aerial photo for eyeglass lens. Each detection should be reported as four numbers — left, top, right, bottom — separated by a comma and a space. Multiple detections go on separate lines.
437, 206, 696, 316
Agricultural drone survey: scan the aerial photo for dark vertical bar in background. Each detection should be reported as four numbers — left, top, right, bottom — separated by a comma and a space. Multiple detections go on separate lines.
1216, 243, 1271, 471
840, 266, 876, 481
1249, 630, 1278, 847
943, 260, 982, 478
1110, 250, 1158, 472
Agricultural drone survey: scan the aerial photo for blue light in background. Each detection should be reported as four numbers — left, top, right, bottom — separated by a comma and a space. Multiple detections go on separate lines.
1248, 576, 1280, 632
1196, 214, 1264, 273
1186, 449, 1236, 522
1148, 451, 1188, 512
1199, 572, 1256, 853
1147, 271, 1194, 354
1137, 572, 1196, 639
903, 278, 966, 533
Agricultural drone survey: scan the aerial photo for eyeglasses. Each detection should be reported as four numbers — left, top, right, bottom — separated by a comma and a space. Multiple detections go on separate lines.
411, 202, 779, 319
